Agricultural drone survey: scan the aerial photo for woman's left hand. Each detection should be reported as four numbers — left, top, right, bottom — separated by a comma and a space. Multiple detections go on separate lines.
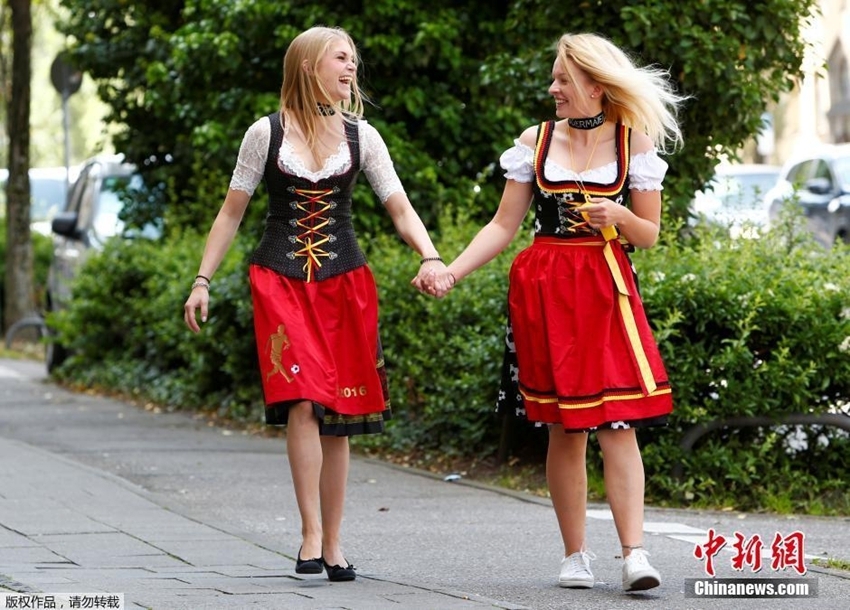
580, 197, 622, 231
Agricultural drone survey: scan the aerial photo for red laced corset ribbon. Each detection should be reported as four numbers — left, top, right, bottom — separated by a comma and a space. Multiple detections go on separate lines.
292, 188, 334, 282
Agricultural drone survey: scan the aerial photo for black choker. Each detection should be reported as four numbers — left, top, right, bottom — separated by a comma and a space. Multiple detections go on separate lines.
317, 103, 336, 116
568, 111, 605, 130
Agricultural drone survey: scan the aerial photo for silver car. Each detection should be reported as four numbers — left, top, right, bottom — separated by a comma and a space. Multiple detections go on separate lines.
46, 155, 158, 370
691, 163, 781, 239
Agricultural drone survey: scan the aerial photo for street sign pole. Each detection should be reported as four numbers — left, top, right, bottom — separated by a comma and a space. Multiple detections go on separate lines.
49, 53, 82, 204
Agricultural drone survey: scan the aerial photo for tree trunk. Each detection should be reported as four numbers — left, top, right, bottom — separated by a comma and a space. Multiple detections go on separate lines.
3, 0, 34, 334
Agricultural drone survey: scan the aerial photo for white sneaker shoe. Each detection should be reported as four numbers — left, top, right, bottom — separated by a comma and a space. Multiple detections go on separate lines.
622, 548, 661, 591
558, 550, 595, 588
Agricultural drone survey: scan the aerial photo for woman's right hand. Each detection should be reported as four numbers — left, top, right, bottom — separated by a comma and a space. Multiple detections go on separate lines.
183, 285, 209, 333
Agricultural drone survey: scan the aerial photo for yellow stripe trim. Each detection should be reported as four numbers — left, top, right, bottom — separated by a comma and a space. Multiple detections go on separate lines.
521, 386, 672, 410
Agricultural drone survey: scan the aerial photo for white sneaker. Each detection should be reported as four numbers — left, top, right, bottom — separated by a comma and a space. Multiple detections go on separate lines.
622, 548, 661, 591
558, 550, 595, 588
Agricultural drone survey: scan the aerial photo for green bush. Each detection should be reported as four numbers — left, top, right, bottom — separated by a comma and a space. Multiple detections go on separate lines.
49, 229, 263, 417
362, 205, 532, 457
50, 207, 850, 513
636, 210, 850, 512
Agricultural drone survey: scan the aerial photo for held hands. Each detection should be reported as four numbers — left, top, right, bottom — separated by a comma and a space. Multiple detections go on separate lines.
411, 259, 456, 299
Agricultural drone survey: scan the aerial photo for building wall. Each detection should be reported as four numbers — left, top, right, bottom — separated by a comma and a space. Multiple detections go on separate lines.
769, 0, 850, 165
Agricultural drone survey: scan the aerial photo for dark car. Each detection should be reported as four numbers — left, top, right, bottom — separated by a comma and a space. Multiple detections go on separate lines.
763, 144, 850, 247
46, 155, 160, 370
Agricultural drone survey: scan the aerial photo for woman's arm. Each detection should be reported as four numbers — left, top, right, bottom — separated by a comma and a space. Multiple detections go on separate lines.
183, 189, 251, 332
425, 179, 532, 298
383, 192, 441, 259
382, 192, 449, 293
581, 130, 663, 249
358, 121, 447, 290
582, 188, 661, 249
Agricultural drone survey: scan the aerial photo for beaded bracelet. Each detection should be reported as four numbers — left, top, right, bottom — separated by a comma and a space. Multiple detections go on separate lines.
191, 280, 210, 291
420, 256, 443, 265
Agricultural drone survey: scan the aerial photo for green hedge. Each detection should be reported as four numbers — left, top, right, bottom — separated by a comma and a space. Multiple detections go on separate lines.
636, 212, 850, 512
48, 227, 262, 415
363, 207, 532, 457
49, 207, 850, 513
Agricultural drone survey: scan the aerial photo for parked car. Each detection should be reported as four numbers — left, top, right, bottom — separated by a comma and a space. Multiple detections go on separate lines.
690, 163, 781, 239
46, 155, 160, 371
0, 166, 77, 235
763, 144, 850, 247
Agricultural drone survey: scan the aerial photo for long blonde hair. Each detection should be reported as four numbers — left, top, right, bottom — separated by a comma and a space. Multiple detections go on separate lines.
556, 33, 685, 154
280, 26, 366, 151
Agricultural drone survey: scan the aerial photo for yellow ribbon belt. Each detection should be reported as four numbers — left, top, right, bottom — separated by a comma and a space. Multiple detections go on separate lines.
292, 188, 334, 283
540, 236, 657, 395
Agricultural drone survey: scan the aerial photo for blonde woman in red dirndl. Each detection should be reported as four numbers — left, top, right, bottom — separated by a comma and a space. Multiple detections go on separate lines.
184, 27, 446, 583
421, 33, 686, 593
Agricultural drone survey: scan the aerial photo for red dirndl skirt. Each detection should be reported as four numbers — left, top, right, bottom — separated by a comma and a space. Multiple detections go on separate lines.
249, 263, 391, 435
506, 236, 672, 431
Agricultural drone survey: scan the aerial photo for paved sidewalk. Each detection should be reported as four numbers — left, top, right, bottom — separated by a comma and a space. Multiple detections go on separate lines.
0, 435, 521, 609
1, 357, 849, 609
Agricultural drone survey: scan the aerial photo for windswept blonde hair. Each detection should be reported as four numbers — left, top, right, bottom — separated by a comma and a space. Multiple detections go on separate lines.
557, 33, 686, 154
280, 26, 366, 150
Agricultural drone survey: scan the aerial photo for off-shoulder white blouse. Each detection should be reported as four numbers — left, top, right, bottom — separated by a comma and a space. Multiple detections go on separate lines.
499, 140, 668, 191
228, 115, 405, 203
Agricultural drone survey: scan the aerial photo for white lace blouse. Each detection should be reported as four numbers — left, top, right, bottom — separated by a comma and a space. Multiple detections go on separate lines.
228, 115, 405, 203
499, 140, 668, 191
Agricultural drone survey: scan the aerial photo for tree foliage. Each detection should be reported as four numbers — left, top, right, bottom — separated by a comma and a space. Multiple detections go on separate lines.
484, 0, 818, 206
54, 0, 818, 238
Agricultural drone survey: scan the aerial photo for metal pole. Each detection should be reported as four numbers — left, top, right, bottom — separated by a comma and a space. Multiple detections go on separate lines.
62, 89, 71, 204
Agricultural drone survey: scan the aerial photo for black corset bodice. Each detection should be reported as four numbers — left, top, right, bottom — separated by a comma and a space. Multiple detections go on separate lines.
531, 121, 632, 238
250, 111, 367, 282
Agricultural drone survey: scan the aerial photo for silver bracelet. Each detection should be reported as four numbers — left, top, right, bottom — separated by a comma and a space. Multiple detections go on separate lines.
191, 280, 210, 291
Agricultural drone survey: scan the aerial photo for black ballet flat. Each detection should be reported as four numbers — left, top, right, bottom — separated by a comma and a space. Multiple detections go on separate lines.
295, 547, 323, 574
322, 557, 356, 582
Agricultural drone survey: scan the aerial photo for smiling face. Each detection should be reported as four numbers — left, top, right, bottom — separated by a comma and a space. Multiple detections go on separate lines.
549, 57, 600, 119
313, 37, 357, 105
280, 27, 365, 121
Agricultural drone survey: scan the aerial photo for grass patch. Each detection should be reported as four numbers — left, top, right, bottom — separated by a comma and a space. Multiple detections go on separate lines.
0, 339, 44, 361
812, 557, 850, 572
